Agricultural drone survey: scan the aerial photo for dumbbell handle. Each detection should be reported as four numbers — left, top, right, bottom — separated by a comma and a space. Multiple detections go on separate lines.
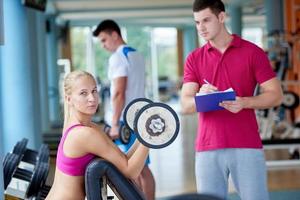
14, 168, 32, 182
103, 123, 130, 144
103, 124, 111, 135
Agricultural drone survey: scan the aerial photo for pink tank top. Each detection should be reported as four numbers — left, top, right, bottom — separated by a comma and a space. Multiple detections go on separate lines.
56, 124, 95, 176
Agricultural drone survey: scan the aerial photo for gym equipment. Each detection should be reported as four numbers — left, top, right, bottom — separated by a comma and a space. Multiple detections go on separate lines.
85, 99, 180, 199
13, 138, 28, 156
85, 158, 146, 200
26, 161, 49, 197
4, 139, 49, 190
3, 138, 50, 199
85, 159, 222, 200
124, 98, 153, 131
34, 184, 52, 200
6, 161, 49, 198
37, 144, 50, 163
124, 98, 180, 149
255, 29, 300, 169
134, 102, 180, 149
282, 91, 300, 110
3, 153, 21, 189
11, 138, 50, 164
4, 154, 48, 199
103, 123, 131, 144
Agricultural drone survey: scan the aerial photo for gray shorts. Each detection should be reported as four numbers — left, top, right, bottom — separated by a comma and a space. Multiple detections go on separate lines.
195, 148, 269, 200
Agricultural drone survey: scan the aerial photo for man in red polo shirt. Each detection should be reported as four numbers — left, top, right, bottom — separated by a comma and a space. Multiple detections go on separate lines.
181, 0, 283, 199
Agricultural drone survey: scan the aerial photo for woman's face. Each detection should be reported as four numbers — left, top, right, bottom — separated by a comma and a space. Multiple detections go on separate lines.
68, 75, 99, 116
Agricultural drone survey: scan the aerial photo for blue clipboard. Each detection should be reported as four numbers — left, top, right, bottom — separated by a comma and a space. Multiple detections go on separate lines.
194, 89, 236, 112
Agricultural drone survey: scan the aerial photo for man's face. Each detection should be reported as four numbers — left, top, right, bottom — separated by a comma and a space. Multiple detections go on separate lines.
193, 8, 225, 41
98, 31, 117, 52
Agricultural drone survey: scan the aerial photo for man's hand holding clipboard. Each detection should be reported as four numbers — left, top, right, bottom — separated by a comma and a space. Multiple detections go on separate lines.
194, 79, 236, 112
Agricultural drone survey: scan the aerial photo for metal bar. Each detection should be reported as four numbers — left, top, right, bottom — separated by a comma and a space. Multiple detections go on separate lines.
266, 160, 300, 170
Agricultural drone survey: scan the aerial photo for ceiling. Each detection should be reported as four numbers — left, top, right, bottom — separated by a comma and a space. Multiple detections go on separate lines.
47, 0, 265, 27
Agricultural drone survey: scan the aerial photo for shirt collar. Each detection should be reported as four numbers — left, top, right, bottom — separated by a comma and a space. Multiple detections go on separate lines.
205, 34, 241, 51
116, 44, 128, 53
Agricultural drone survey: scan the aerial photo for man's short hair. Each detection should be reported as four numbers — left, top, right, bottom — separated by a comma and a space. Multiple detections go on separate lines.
92, 19, 122, 37
193, 0, 225, 16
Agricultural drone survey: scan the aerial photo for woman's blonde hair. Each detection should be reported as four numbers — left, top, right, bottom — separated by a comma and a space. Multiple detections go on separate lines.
63, 70, 95, 125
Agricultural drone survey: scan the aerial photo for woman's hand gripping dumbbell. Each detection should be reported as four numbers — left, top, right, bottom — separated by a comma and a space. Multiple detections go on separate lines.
103, 122, 132, 144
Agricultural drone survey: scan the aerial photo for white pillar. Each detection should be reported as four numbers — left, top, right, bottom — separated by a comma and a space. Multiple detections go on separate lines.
150, 29, 159, 101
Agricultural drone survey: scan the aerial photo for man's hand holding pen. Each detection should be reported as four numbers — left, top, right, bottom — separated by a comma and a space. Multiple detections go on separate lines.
200, 79, 218, 93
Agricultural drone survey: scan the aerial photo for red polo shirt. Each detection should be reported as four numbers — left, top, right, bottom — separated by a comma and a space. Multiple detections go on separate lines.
183, 34, 276, 151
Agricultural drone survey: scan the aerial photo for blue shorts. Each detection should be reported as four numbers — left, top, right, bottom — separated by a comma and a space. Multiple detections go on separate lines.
114, 122, 150, 165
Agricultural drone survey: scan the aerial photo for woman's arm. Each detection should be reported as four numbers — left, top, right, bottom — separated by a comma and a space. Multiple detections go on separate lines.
79, 127, 149, 179
126, 140, 139, 158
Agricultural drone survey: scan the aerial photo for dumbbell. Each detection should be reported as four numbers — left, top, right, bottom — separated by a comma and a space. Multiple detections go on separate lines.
123, 98, 180, 149
3, 138, 50, 199
103, 122, 132, 144
12, 138, 50, 165
4, 154, 49, 199
3, 138, 29, 190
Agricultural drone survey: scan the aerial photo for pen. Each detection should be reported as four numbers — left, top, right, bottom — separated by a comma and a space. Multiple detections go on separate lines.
203, 79, 218, 91
203, 79, 211, 85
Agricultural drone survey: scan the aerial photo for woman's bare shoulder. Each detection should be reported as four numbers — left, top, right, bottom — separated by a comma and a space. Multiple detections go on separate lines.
64, 124, 109, 156
64, 124, 105, 146
75, 125, 105, 139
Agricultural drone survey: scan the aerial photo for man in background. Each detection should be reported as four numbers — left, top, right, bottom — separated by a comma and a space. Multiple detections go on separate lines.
93, 19, 155, 200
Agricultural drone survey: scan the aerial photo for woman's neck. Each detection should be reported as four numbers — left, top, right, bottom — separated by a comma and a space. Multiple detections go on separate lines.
68, 112, 92, 127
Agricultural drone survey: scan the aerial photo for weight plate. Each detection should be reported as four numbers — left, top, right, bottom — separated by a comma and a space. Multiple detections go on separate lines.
119, 124, 131, 144
13, 138, 28, 156
27, 162, 47, 197
3, 153, 20, 189
134, 103, 180, 149
123, 98, 153, 131
37, 144, 50, 163
103, 123, 111, 135
282, 91, 300, 110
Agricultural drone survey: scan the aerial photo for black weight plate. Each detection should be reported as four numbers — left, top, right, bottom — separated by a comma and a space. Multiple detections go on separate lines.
13, 138, 28, 156
3, 153, 20, 189
39, 162, 50, 191
119, 124, 131, 144
282, 91, 300, 110
27, 162, 46, 197
123, 98, 153, 131
103, 123, 111, 135
37, 144, 50, 163
134, 102, 180, 149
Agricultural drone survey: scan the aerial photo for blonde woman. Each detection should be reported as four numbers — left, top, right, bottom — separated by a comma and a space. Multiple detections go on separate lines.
46, 70, 149, 200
